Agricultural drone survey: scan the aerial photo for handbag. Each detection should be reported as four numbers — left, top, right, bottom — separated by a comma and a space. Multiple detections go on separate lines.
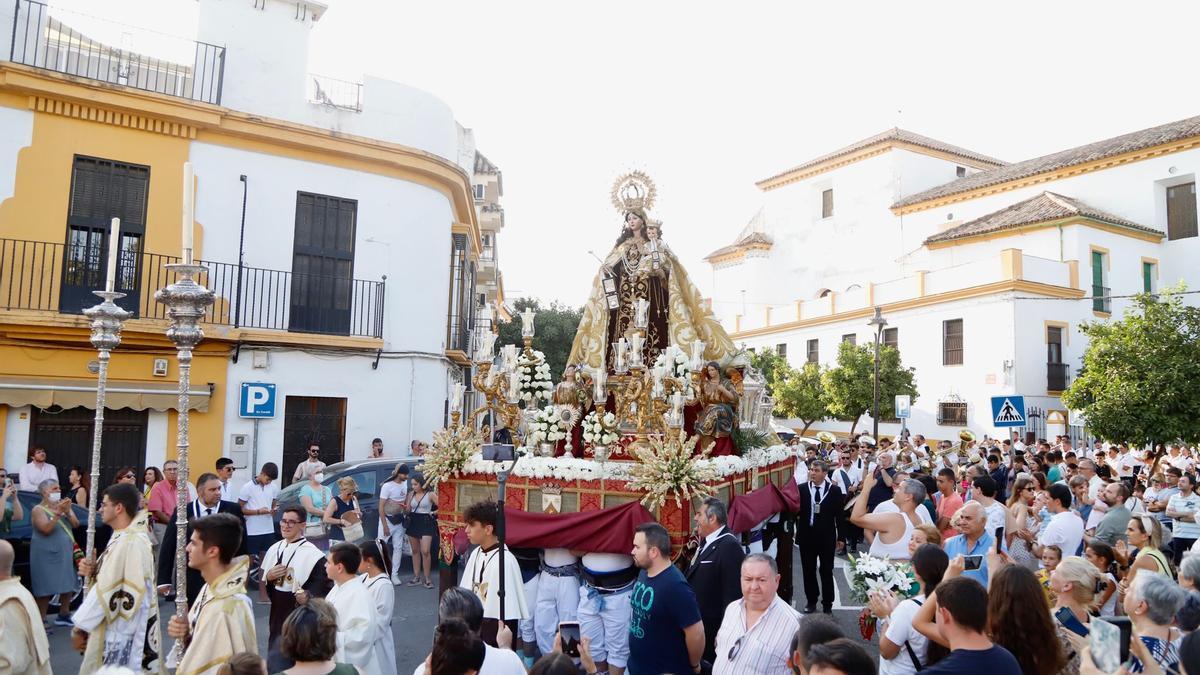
341, 500, 365, 543
305, 521, 328, 539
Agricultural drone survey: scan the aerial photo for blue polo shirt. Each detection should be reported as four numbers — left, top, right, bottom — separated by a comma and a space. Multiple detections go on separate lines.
943, 531, 997, 587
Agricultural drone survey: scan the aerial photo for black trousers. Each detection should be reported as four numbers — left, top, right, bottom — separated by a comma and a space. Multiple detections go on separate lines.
798, 530, 836, 610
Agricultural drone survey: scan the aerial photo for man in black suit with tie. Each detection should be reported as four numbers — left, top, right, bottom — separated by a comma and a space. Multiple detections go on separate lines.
157, 471, 247, 606
684, 496, 745, 664
797, 460, 843, 614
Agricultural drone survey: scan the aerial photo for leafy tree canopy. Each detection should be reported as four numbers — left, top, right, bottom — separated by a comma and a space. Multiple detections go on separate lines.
495, 298, 584, 380
775, 361, 828, 434
1062, 288, 1200, 446
821, 340, 918, 434
749, 348, 790, 396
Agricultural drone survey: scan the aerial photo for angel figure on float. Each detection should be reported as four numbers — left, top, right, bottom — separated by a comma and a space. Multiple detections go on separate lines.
695, 361, 739, 455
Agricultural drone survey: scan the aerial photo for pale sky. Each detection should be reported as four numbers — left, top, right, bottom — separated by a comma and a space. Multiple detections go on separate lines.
49, 0, 1200, 307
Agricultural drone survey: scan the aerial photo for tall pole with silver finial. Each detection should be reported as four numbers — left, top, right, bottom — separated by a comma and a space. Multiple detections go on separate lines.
82, 217, 131, 591
158, 163, 214, 661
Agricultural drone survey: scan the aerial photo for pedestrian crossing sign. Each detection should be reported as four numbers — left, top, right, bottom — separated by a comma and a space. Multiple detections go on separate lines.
991, 395, 1026, 427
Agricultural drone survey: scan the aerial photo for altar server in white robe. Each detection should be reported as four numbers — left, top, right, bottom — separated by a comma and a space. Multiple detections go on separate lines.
324, 542, 379, 672
73, 484, 161, 674
460, 500, 529, 647
358, 540, 397, 675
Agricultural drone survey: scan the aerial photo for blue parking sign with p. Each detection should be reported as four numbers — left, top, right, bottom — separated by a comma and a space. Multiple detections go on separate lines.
240, 382, 276, 418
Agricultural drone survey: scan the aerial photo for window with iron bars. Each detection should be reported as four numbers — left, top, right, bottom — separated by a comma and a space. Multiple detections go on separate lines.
937, 402, 968, 426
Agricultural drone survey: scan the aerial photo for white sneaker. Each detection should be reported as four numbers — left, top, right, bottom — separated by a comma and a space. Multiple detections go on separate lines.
391, 573, 404, 586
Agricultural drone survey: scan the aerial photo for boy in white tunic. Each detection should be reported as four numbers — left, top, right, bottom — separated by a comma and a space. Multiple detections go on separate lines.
73, 483, 162, 673
459, 500, 529, 647
324, 542, 379, 672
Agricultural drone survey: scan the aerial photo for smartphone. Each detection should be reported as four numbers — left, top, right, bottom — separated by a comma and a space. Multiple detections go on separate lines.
963, 555, 983, 571
559, 621, 581, 658
994, 527, 1004, 553
1090, 616, 1132, 672
482, 443, 516, 462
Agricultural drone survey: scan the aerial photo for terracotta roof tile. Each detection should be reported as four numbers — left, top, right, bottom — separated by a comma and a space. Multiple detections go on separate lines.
896, 115, 1200, 208
924, 191, 1162, 244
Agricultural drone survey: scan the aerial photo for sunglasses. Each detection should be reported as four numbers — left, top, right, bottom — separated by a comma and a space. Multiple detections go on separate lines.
728, 636, 744, 661
122, 474, 135, 480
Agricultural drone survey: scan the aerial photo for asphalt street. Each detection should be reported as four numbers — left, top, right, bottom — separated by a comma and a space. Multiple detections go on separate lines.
47, 555, 878, 672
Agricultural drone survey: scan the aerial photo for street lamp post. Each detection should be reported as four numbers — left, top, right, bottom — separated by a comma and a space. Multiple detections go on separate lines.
868, 306, 888, 442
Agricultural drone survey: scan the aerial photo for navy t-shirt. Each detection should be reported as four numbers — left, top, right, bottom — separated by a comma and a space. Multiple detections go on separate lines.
922, 644, 1021, 674
627, 566, 702, 675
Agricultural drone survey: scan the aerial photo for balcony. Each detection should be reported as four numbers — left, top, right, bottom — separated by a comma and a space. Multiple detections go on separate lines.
307, 74, 363, 113
0, 238, 384, 338
1047, 362, 1070, 393
10, 0, 225, 104
1092, 285, 1111, 313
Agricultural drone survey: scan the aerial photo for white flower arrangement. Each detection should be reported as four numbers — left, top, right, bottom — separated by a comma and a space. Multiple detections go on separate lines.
527, 405, 567, 446
582, 410, 620, 447
421, 425, 483, 488
517, 350, 553, 406
652, 348, 694, 379
846, 553, 915, 604
455, 443, 794, 483
628, 432, 719, 510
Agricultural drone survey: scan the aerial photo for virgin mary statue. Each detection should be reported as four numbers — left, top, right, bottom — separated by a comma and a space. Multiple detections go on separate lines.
568, 172, 736, 374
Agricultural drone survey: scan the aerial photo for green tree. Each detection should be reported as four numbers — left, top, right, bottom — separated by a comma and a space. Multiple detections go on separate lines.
495, 298, 584, 379
749, 348, 789, 396
775, 361, 828, 434
1062, 288, 1200, 448
821, 340, 918, 435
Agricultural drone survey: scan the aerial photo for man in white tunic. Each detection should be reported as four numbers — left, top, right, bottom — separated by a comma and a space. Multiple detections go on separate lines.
324, 542, 379, 672
73, 483, 161, 673
534, 548, 580, 654
0, 539, 52, 674
459, 500, 529, 647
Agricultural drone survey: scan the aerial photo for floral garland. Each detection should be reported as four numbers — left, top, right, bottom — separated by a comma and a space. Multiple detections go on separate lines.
527, 405, 567, 445
422, 425, 483, 488
517, 350, 553, 406
581, 410, 620, 448
627, 432, 719, 510
457, 444, 794, 482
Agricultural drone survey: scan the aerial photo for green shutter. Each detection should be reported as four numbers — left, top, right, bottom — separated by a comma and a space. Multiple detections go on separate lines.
1091, 251, 1104, 287
1143, 262, 1153, 293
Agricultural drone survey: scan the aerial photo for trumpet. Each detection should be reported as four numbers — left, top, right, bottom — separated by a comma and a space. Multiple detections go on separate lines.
959, 429, 976, 454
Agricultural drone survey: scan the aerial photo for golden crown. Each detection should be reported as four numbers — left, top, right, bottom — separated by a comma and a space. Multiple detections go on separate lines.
611, 170, 657, 214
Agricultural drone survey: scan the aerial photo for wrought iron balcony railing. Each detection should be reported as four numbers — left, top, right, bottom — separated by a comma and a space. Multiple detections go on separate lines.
307, 74, 362, 112
10, 0, 225, 104
0, 238, 384, 338
1092, 285, 1111, 313
1047, 362, 1070, 392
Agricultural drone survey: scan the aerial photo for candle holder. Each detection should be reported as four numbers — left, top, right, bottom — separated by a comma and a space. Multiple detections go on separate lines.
155, 263, 214, 649
82, 290, 131, 587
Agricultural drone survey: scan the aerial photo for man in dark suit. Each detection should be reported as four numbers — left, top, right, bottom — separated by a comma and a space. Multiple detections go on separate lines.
157, 471, 247, 606
684, 496, 745, 663
797, 460, 843, 614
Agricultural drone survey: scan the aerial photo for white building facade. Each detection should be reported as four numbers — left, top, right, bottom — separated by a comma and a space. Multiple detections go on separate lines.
707, 122, 1200, 442
0, 0, 499, 487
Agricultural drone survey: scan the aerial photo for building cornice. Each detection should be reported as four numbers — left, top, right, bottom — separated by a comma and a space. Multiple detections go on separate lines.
924, 216, 1164, 250
892, 135, 1200, 215
755, 140, 999, 192
0, 63, 480, 242
729, 279, 1084, 340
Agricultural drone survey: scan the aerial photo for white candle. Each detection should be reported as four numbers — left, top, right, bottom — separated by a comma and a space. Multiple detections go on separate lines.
672, 390, 683, 410
181, 162, 194, 263
691, 339, 706, 369
521, 307, 536, 337
450, 383, 465, 412
105, 217, 120, 292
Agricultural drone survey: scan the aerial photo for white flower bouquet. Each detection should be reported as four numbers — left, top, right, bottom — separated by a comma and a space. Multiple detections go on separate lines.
527, 405, 566, 446
582, 411, 620, 448
846, 553, 914, 604
652, 348, 694, 379
421, 425, 483, 488
627, 432, 719, 510
516, 350, 553, 407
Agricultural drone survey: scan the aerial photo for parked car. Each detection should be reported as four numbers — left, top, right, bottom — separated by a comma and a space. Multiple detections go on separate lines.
5, 490, 89, 603
275, 457, 424, 541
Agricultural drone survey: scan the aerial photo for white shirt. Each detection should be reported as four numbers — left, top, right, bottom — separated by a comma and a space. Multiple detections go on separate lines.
327, 576, 380, 672
712, 595, 801, 675
379, 479, 409, 527
362, 573, 397, 675
874, 500, 933, 526
1038, 510, 1085, 561
412, 644, 526, 675
833, 465, 860, 493
219, 480, 233, 502
981, 501, 1006, 533
806, 480, 833, 526
292, 458, 327, 482
17, 461, 57, 492
460, 544, 530, 620
1169, 492, 1200, 539
238, 479, 279, 536
880, 595, 929, 675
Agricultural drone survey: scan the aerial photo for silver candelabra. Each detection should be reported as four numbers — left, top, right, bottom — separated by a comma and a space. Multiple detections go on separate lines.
82, 291, 131, 589
155, 263, 214, 633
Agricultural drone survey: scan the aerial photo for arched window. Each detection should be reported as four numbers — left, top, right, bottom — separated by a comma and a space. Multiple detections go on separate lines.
817, 288, 832, 299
